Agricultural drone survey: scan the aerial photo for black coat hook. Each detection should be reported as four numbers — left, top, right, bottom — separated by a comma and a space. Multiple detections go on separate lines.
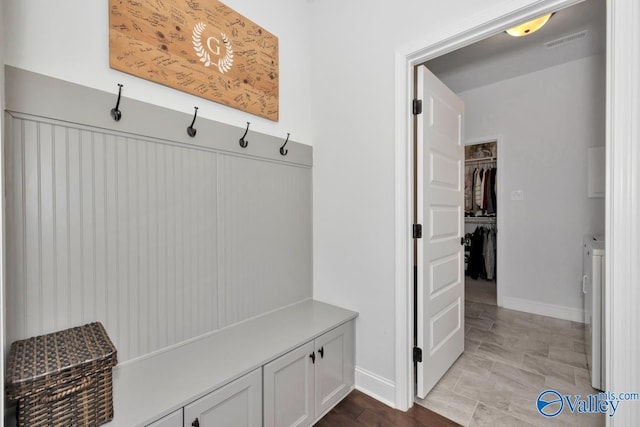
110, 84, 123, 122
239, 122, 250, 148
280, 133, 290, 156
187, 107, 199, 137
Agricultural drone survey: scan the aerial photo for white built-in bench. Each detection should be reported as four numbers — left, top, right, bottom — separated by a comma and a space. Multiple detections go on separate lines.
105, 300, 358, 426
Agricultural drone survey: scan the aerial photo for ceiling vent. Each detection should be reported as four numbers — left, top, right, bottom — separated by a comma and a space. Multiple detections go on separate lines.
544, 30, 588, 49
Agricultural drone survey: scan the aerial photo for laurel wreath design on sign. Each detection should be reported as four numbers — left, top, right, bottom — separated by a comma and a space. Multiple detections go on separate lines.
192, 22, 234, 74
192, 22, 211, 66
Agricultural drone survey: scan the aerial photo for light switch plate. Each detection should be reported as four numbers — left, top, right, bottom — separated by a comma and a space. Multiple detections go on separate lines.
511, 190, 524, 201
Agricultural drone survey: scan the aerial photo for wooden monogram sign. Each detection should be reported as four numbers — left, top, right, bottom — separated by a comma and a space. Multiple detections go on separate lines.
109, 0, 279, 121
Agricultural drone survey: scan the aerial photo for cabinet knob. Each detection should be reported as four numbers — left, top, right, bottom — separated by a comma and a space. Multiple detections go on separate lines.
318, 347, 324, 358
310, 352, 316, 364
192, 418, 200, 427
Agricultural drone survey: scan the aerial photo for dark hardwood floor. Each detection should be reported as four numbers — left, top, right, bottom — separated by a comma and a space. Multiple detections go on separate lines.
315, 390, 461, 427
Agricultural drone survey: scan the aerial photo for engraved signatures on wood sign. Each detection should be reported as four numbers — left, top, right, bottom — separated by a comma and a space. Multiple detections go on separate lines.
109, 0, 279, 121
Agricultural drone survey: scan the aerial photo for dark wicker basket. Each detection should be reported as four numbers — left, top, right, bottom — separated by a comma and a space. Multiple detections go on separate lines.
5, 322, 118, 427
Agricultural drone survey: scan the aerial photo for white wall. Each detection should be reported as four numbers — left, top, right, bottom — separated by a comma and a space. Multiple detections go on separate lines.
2, 0, 314, 144
309, 0, 565, 405
459, 54, 605, 316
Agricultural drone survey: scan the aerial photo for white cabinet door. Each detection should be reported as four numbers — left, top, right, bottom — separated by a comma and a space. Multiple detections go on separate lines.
314, 322, 355, 418
184, 368, 261, 427
147, 409, 183, 427
263, 341, 315, 427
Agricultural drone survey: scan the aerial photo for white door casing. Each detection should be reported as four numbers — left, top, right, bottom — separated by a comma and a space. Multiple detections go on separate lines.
395, 1, 637, 417
416, 65, 465, 399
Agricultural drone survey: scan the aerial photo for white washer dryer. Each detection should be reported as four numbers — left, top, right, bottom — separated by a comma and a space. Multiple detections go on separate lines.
583, 234, 605, 390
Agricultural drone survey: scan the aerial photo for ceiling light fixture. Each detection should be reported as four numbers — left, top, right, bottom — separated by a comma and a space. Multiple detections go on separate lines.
506, 13, 553, 37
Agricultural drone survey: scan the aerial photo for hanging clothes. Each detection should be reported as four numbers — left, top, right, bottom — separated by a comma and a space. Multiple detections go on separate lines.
465, 167, 472, 212
469, 168, 478, 212
476, 169, 484, 211
464, 143, 497, 281
486, 168, 495, 215
466, 227, 485, 279
483, 228, 495, 280
465, 164, 497, 216
465, 225, 497, 281
482, 168, 491, 212
487, 168, 498, 215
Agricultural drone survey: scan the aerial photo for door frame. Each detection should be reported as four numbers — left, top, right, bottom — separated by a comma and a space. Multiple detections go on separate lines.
394, 1, 640, 421
463, 136, 504, 307
394, 0, 585, 410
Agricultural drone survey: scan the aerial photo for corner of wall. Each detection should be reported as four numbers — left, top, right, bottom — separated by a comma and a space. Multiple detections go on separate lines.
501, 296, 584, 323
354, 366, 396, 409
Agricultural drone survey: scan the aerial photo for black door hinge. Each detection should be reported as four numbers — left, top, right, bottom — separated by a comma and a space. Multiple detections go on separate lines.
413, 347, 423, 363
413, 224, 422, 239
413, 99, 423, 115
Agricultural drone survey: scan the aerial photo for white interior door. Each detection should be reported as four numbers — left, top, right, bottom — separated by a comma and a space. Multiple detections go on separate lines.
416, 65, 465, 399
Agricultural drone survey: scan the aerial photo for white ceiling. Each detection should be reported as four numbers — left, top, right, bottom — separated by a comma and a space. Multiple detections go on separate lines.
425, 0, 606, 93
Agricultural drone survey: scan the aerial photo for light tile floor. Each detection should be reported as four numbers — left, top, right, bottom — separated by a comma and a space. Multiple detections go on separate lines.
415, 278, 605, 426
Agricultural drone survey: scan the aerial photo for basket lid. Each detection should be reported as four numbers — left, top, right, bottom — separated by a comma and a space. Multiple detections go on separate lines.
5, 322, 117, 399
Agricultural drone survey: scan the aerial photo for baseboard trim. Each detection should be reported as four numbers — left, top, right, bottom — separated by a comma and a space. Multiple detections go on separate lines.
313, 385, 355, 424
501, 296, 584, 323
355, 366, 396, 409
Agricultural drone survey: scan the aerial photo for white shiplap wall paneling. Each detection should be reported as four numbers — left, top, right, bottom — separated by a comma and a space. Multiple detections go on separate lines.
4, 67, 313, 363
5, 108, 311, 363
219, 155, 313, 327
6, 116, 224, 361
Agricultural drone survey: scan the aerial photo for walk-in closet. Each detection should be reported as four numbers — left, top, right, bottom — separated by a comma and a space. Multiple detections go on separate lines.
464, 141, 497, 306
